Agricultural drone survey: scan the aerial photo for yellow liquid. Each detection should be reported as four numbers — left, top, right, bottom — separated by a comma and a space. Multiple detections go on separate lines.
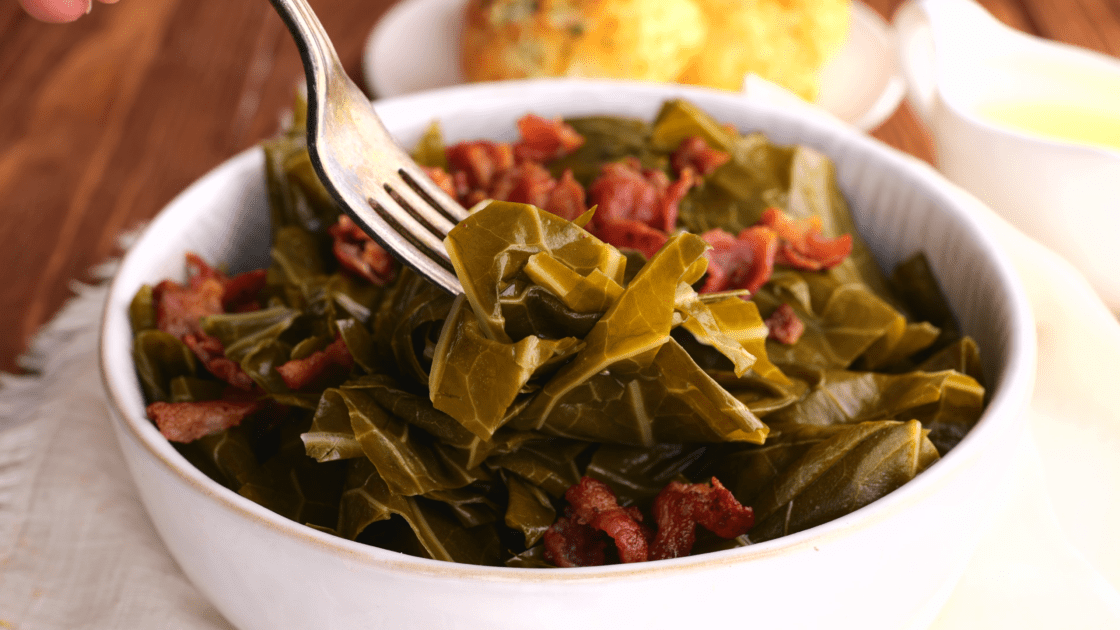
977, 100, 1120, 151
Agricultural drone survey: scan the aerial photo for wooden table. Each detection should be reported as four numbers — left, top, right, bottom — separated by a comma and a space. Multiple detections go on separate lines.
0, 0, 1116, 374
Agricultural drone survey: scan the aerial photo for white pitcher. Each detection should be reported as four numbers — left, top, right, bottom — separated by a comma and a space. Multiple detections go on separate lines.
895, 0, 1120, 312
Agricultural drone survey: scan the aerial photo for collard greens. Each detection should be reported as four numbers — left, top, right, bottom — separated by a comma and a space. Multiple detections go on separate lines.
133, 98, 987, 566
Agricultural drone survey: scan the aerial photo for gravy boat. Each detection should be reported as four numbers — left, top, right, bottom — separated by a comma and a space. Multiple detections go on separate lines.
895, 0, 1120, 312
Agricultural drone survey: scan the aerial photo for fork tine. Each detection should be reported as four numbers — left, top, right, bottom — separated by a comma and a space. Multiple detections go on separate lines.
382, 170, 458, 239
397, 163, 469, 223
271, 0, 469, 296
352, 192, 463, 294
366, 188, 453, 264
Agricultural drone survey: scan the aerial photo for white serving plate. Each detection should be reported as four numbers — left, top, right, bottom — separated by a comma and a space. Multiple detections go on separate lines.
363, 0, 905, 131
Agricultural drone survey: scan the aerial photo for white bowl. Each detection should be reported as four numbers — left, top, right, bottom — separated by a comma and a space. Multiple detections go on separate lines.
100, 80, 1035, 630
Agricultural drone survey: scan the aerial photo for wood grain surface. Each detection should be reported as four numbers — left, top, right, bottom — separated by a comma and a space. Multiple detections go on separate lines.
0, 0, 1116, 374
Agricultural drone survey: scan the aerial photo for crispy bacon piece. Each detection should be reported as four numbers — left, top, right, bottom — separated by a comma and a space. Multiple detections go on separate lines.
563, 477, 650, 564
157, 254, 268, 339
147, 399, 263, 443
221, 269, 267, 313
446, 140, 515, 191
543, 513, 608, 568
593, 219, 669, 261
490, 161, 556, 209
700, 226, 778, 294
671, 136, 730, 177
649, 478, 754, 561
758, 207, 853, 271
543, 169, 587, 221
513, 114, 585, 163
276, 335, 355, 391
154, 276, 223, 339
660, 167, 695, 232
422, 166, 457, 198
464, 190, 489, 208
183, 332, 256, 390
185, 252, 267, 311
434, 119, 588, 220
588, 158, 694, 233
765, 303, 805, 345
451, 170, 472, 202
185, 252, 223, 284
541, 477, 651, 566
328, 215, 397, 286
452, 158, 589, 221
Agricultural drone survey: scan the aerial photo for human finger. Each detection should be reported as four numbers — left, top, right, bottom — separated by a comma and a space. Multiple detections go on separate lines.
17, 0, 91, 23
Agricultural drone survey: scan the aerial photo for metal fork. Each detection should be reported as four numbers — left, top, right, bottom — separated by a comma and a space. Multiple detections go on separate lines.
268, 0, 466, 295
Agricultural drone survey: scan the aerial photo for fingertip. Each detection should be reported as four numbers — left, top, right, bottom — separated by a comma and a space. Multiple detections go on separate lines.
19, 0, 91, 23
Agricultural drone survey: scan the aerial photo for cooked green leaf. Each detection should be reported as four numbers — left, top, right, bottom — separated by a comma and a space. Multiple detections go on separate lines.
444, 201, 627, 344
504, 475, 556, 547
200, 306, 300, 363
129, 284, 156, 334
586, 443, 707, 506
430, 295, 583, 440
338, 459, 500, 565
338, 387, 488, 496
301, 389, 363, 462
488, 439, 589, 497
749, 420, 939, 542
132, 330, 197, 403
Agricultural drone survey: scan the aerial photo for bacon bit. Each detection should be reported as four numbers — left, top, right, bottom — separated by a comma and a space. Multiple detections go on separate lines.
543, 169, 587, 221
452, 170, 472, 201
446, 140, 515, 190
276, 335, 355, 391
182, 332, 256, 390
765, 303, 805, 345
185, 252, 223, 286
156, 254, 267, 340
700, 226, 778, 294
564, 477, 650, 564
490, 161, 556, 209
147, 399, 263, 443
758, 207, 853, 271
543, 514, 608, 568
593, 219, 670, 260
221, 269, 267, 313
185, 252, 266, 312
422, 165, 457, 198
671, 136, 730, 177
432, 118, 588, 220
649, 478, 754, 561
588, 158, 691, 233
661, 167, 695, 232
154, 276, 224, 340
328, 215, 397, 286
543, 477, 650, 566
463, 188, 489, 208
513, 114, 585, 163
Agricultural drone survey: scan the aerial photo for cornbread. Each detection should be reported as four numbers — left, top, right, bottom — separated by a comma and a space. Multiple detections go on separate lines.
679, 0, 849, 100
460, 0, 850, 101
461, 0, 708, 84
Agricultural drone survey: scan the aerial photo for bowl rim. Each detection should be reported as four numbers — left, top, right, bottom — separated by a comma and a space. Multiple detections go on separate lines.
99, 78, 1036, 582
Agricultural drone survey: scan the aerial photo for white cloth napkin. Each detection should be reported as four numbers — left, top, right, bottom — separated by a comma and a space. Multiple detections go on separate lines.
3, 86, 1120, 629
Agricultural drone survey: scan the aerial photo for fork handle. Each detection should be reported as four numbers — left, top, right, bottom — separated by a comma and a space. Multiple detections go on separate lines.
267, 0, 466, 297
268, 0, 345, 92
266, 0, 349, 103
